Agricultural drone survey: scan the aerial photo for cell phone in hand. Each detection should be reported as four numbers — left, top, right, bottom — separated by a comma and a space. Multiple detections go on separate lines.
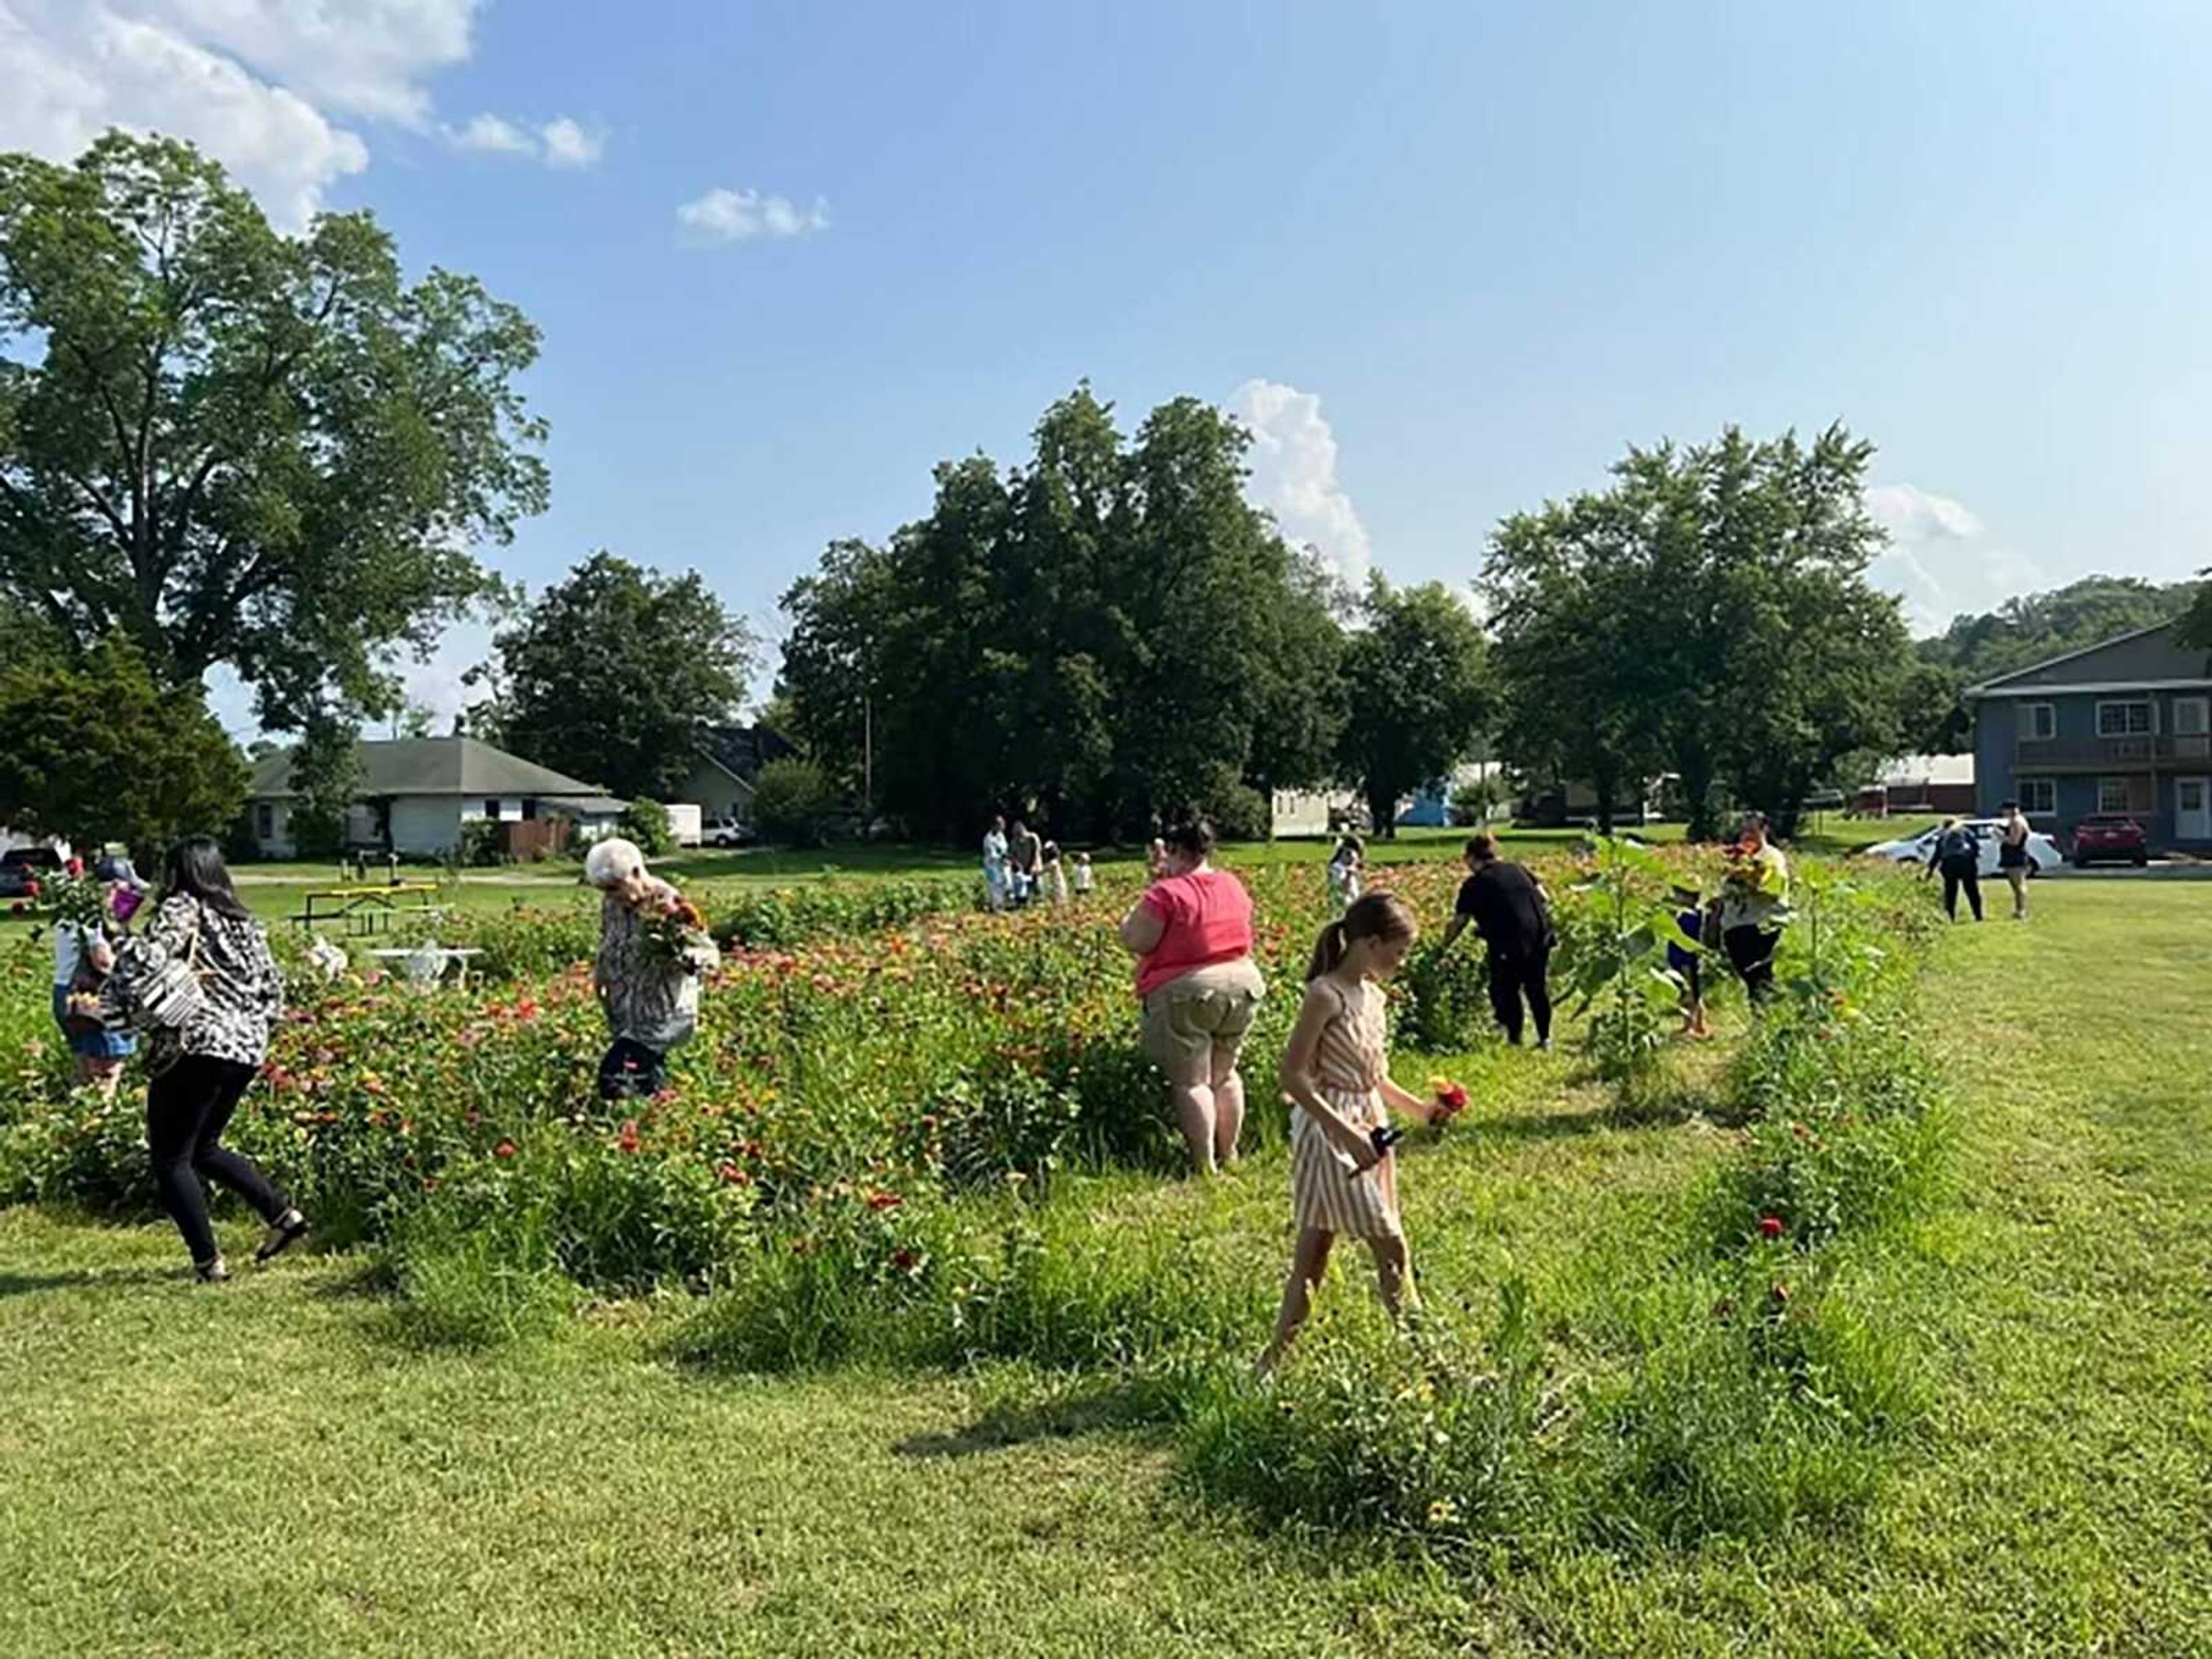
1370, 1125, 1404, 1156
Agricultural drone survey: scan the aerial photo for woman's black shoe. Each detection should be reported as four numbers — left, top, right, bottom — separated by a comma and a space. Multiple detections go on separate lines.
255, 1209, 309, 1264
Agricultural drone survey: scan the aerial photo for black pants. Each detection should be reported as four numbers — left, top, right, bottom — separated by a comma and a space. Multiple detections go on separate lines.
1723, 925, 1781, 1004
146, 1056, 288, 1267
597, 1037, 668, 1100
1486, 943, 1552, 1046
1941, 862, 1983, 921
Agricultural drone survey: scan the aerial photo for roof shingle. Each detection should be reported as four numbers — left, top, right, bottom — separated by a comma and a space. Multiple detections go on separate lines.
248, 737, 611, 802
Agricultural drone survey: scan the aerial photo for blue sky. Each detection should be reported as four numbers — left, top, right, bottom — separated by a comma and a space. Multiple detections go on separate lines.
6, 1, 2209, 732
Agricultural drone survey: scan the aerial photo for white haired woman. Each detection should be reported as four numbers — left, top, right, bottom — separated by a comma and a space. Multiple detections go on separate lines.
585, 837, 721, 1100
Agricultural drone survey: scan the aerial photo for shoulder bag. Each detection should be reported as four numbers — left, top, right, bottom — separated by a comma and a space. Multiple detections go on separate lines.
129, 903, 209, 1032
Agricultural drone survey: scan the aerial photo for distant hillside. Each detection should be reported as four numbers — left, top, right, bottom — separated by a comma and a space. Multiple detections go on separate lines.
1915, 574, 2202, 684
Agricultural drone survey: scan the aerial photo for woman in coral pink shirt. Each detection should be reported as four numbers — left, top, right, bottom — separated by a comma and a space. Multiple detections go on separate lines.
1118, 818, 1267, 1175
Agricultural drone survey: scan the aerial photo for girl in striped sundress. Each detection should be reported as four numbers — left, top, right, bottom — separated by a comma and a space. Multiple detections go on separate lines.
1258, 891, 1453, 1373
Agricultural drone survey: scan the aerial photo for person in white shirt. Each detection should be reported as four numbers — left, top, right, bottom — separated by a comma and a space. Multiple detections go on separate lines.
51, 859, 139, 1098
980, 817, 1011, 911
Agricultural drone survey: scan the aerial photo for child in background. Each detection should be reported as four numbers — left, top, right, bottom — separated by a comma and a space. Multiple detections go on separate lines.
1668, 882, 1711, 1040
1325, 835, 1365, 916
1072, 851, 1094, 898
1041, 842, 1070, 907
1258, 891, 1460, 1373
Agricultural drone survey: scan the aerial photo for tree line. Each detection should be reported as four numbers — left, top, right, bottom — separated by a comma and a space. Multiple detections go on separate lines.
10, 134, 2199, 863
774, 385, 1488, 842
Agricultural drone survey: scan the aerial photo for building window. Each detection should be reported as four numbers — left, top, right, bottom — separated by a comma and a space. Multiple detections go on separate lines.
2025, 703, 2056, 741
255, 802, 274, 839
2097, 700, 2152, 737
2017, 778, 2056, 816
484, 798, 501, 820
2097, 777, 2138, 814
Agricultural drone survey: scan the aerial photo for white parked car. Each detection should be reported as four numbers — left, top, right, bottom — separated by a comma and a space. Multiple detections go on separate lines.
702, 815, 749, 849
1859, 819, 2062, 877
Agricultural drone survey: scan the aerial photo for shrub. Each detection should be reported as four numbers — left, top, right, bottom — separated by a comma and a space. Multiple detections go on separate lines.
1449, 775, 1503, 827
1182, 1285, 1544, 1542
459, 819, 508, 868
1396, 941, 1490, 1052
618, 797, 677, 857
751, 759, 840, 847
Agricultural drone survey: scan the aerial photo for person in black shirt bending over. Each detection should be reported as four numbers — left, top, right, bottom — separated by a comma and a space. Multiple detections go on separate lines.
1439, 831, 1554, 1050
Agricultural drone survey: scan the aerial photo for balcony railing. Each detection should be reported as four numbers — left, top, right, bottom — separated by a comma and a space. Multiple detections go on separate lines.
2016, 733, 2212, 767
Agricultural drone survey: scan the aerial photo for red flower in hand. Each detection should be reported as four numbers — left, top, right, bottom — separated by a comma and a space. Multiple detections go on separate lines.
1757, 1215, 1785, 1240
1428, 1076, 1469, 1119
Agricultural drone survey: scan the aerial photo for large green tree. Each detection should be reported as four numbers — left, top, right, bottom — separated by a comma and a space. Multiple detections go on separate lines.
0, 634, 247, 859
1484, 486, 1671, 836
1486, 425, 1914, 839
2180, 575, 2212, 652
487, 552, 756, 801
0, 132, 548, 730
776, 385, 1346, 842
1335, 577, 1490, 838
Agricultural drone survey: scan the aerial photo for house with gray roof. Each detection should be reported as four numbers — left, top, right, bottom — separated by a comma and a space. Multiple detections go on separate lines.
1966, 618, 2212, 852
245, 736, 626, 858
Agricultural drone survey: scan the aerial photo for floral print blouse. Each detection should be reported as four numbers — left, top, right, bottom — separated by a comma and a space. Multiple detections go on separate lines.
115, 894, 285, 1074
593, 880, 721, 1052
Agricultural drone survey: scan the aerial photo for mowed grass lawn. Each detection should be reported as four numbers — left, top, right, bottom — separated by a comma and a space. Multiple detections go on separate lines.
4, 874, 2202, 1655
164, 814, 1907, 927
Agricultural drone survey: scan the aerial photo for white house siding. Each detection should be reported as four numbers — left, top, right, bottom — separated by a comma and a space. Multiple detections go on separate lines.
252, 801, 295, 859
1271, 789, 1360, 839
679, 758, 752, 822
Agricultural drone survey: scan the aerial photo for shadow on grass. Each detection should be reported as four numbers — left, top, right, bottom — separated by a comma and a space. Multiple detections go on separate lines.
0, 1266, 180, 1296
896, 1380, 1177, 1460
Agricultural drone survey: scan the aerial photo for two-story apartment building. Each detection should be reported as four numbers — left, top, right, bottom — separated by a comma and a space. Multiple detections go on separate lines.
1967, 620, 2212, 852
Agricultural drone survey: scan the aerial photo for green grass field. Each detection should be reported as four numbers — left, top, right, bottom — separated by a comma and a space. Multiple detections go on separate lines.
2, 877, 2205, 1654
164, 815, 1908, 926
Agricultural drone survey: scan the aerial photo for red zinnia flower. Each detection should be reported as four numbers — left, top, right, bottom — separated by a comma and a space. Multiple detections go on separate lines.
891, 1248, 918, 1271
1758, 1215, 1785, 1240
865, 1191, 903, 1212
716, 1161, 751, 1185
493, 1139, 517, 1160
615, 1120, 642, 1154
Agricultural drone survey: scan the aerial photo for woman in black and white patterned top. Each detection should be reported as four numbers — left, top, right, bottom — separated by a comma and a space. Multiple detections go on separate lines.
113, 838, 308, 1281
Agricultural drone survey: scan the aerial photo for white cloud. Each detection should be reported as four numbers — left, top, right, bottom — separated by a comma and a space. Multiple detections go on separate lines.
142, 0, 478, 127
448, 111, 532, 154
1864, 483, 2044, 635
537, 115, 603, 169
1224, 378, 1374, 584
0, 1, 370, 229
445, 111, 605, 168
0, 0, 593, 227
676, 187, 831, 245
1864, 483, 1985, 545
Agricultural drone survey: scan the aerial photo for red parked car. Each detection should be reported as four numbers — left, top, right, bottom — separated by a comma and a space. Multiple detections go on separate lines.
2070, 814, 2149, 867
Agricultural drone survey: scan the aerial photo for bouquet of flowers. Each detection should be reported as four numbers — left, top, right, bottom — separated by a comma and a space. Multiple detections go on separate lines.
1428, 1075, 1470, 1124
44, 871, 109, 933
642, 892, 713, 969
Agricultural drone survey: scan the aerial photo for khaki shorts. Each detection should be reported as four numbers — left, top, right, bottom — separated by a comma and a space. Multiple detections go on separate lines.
1141, 959, 1266, 1078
